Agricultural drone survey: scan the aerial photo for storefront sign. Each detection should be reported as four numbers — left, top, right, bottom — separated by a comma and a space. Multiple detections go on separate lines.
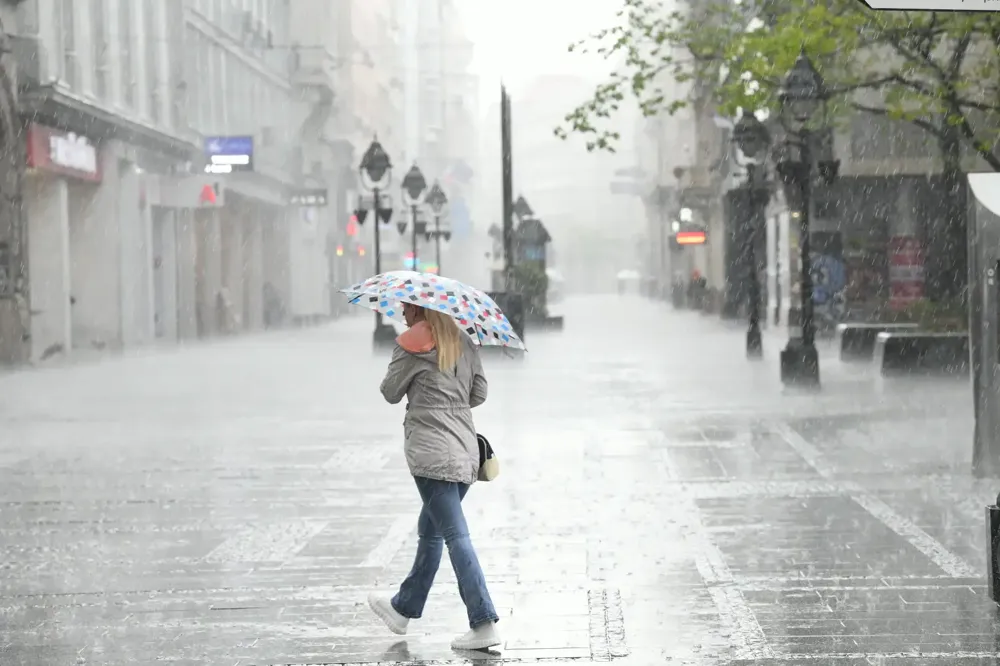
676, 231, 706, 245
889, 235, 925, 309
204, 135, 254, 173
26, 123, 101, 182
290, 188, 328, 206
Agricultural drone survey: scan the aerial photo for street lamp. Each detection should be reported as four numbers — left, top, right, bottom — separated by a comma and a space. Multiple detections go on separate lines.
425, 181, 450, 274
400, 163, 428, 271
356, 136, 395, 343
775, 49, 839, 386
732, 110, 772, 359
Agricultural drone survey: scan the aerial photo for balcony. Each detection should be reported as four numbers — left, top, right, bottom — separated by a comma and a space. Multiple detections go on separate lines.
291, 46, 337, 92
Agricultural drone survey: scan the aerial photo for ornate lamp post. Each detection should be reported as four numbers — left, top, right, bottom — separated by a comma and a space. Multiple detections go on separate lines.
775, 49, 839, 385
355, 136, 395, 342
425, 181, 450, 274
400, 164, 428, 271
732, 110, 772, 358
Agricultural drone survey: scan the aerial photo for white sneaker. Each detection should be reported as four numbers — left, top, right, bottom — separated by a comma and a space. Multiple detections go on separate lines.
451, 621, 502, 650
367, 593, 408, 635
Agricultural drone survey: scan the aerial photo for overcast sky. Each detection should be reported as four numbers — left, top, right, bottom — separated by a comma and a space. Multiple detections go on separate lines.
461, 0, 620, 103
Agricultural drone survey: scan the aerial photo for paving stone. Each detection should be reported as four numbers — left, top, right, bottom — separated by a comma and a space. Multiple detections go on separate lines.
0, 298, 993, 664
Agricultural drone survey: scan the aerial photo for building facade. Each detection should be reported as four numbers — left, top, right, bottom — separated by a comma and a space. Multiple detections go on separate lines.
182, 0, 323, 332
1, 0, 387, 366
11, 0, 199, 361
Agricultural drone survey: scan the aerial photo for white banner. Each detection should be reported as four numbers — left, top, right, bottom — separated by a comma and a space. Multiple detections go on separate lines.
860, 0, 1000, 10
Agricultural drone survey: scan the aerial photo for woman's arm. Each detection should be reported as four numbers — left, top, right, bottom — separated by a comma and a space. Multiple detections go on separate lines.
380, 345, 417, 404
470, 348, 488, 408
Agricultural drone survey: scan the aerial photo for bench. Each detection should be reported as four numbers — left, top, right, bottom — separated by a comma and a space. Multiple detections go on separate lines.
835, 323, 920, 362
873, 331, 969, 376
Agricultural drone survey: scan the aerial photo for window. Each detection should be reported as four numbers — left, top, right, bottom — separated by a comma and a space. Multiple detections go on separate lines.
211, 48, 225, 128
16, 1, 38, 36
850, 112, 934, 161
185, 29, 199, 129
60, 0, 78, 89
201, 41, 212, 129
120, 0, 135, 106
230, 62, 243, 130
92, 0, 108, 98
894, 121, 933, 158
144, 0, 161, 123
251, 76, 260, 128
850, 113, 892, 160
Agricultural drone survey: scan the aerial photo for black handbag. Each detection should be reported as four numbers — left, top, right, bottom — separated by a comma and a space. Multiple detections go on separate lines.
477, 433, 499, 482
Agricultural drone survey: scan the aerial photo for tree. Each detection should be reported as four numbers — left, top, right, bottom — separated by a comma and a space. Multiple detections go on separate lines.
557, 0, 1000, 298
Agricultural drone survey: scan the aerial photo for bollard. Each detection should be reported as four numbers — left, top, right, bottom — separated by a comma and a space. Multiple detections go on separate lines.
987, 493, 1000, 602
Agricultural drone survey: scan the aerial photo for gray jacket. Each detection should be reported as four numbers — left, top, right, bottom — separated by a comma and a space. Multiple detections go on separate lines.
380, 331, 487, 484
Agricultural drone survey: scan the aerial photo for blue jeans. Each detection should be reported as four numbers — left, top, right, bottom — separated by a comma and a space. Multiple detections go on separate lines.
391, 476, 499, 628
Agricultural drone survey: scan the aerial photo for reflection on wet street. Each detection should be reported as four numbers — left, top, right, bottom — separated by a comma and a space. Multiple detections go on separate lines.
0, 295, 996, 665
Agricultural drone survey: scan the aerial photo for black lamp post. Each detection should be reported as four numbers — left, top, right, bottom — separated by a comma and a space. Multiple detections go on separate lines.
355, 136, 395, 343
775, 49, 839, 386
732, 110, 772, 359
401, 164, 428, 271
425, 181, 450, 274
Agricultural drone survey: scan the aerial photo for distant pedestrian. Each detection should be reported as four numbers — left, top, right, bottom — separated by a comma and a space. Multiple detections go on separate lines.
368, 301, 501, 651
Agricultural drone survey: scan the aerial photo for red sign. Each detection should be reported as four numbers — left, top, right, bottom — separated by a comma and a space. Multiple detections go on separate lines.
676, 231, 706, 245
346, 216, 358, 236
888, 235, 925, 309
199, 184, 218, 205
26, 123, 101, 182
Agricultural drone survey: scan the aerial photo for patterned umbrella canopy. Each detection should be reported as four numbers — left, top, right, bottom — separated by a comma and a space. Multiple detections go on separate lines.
340, 271, 526, 350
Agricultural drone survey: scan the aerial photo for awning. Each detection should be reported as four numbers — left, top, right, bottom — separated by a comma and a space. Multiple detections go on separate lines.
19, 85, 199, 161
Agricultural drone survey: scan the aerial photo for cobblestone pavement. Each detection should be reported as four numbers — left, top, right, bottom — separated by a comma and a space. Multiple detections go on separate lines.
0, 296, 996, 665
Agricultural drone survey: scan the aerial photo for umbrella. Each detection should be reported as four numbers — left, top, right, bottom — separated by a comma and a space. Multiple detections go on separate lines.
340, 270, 527, 350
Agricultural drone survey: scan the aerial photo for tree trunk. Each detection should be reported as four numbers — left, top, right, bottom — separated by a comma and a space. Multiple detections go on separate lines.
926, 123, 967, 302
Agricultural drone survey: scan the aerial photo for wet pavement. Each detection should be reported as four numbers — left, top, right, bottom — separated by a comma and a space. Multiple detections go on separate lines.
0, 295, 997, 665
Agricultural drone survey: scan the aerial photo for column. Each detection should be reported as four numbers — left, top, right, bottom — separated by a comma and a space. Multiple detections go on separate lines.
243, 211, 264, 330
26, 176, 71, 360
261, 210, 291, 326
195, 209, 222, 337
153, 208, 179, 341
117, 160, 155, 347
174, 209, 199, 339
286, 208, 310, 322
70, 154, 121, 349
706, 201, 725, 312
220, 211, 245, 332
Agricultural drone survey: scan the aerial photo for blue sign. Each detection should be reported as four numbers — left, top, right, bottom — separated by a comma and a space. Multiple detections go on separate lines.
204, 136, 254, 173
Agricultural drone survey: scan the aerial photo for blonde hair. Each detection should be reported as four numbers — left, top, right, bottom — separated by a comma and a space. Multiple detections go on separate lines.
425, 308, 463, 372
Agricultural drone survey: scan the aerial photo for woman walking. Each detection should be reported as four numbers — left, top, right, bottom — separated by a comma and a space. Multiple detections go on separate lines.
368, 302, 501, 650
